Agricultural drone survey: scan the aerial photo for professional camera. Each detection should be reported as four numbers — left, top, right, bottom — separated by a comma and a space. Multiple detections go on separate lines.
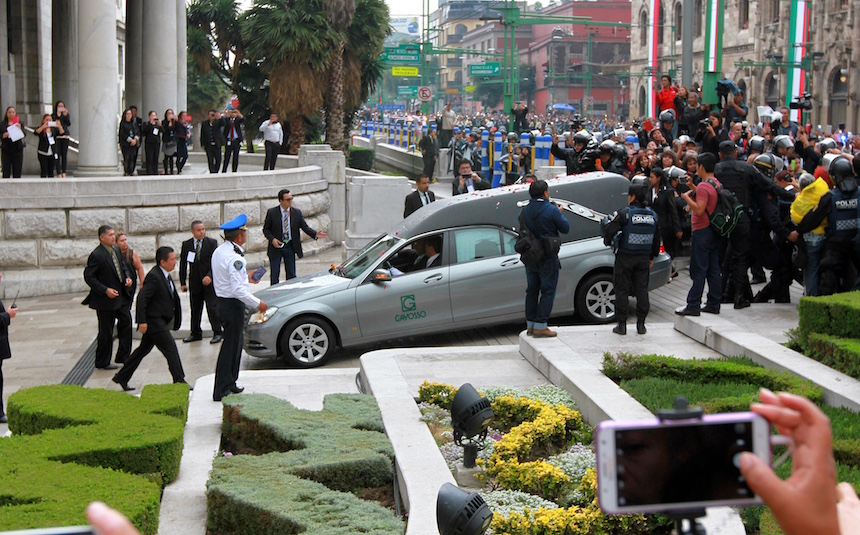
631, 120, 641, 130
700, 117, 712, 128
570, 113, 584, 132
790, 92, 814, 111
715, 79, 740, 110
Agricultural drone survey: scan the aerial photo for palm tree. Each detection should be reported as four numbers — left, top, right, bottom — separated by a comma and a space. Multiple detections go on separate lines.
187, 0, 243, 91
343, 0, 390, 110
323, 0, 356, 150
243, 0, 337, 154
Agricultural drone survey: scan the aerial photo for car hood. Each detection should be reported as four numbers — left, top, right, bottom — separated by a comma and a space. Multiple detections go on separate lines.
253, 272, 351, 306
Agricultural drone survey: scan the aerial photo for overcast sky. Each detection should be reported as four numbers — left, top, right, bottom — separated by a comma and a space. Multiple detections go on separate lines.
237, 1, 437, 25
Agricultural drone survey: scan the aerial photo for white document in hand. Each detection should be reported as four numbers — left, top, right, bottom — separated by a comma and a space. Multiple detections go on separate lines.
6, 124, 24, 142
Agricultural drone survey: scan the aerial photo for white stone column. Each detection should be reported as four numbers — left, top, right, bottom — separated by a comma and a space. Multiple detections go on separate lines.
142, 0, 177, 116
76, 0, 119, 175
125, 0, 142, 110
176, 0, 187, 112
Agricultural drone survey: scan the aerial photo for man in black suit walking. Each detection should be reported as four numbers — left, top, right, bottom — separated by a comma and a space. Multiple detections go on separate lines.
83, 225, 133, 369
221, 106, 244, 173
262, 189, 327, 285
200, 109, 224, 174
180, 220, 223, 344
112, 247, 190, 391
404, 175, 436, 218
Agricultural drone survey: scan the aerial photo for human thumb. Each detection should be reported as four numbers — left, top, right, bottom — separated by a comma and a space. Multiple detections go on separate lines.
739, 452, 784, 503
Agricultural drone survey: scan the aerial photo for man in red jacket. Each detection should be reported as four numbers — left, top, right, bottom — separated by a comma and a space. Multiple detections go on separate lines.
656, 75, 678, 138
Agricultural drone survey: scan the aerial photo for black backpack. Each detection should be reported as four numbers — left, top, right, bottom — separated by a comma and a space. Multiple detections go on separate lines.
515, 210, 545, 267
704, 178, 744, 237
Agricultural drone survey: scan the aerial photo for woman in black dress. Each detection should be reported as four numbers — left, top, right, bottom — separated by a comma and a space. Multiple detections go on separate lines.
118, 109, 140, 176
52, 100, 72, 177
141, 110, 162, 175
0, 106, 26, 178
161, 109, 178, 175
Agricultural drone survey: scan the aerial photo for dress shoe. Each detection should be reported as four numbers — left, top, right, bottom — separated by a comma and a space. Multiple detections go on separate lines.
174, 381, 194, 391
612, 321, 626, 335
112, 376, 135, 391
183, 335, 203, 343
0, 414, 7, 424
526, 328, 534, 336
210, 334, 224, 344
213, 392, 230, 402
734, 299, 751, 309
97, 364, 119, 370
532, 328, 557, 338
702, 306, 720, 314
675, 306, 700, 316
229, 385, 245, 394
636, 319, 647, 335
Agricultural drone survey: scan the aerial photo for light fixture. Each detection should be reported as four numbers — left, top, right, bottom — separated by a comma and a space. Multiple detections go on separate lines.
840, 68, 848, 83
450, 383, 494, 468
436, 482, 493, 535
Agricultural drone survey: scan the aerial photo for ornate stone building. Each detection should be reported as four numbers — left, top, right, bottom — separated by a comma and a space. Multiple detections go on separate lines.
1, 0, 187, 175
629, 0, 859, 130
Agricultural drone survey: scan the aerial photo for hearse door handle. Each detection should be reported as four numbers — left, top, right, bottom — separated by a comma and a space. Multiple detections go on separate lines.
501, 258, 520, 267
423, 274, 443, 283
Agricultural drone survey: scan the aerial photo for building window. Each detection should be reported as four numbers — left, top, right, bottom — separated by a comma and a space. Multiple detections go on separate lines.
658, 4, 665, 45
830, 68, 849, 127
118, 44, 124, 76
674, 3, 682, 42
771, 0, 780, 21
739, 0, 749, 28
639, 86, 647, 116
765, 74, 779, 109
640, 11, 648, 47
694, 0, 703, 37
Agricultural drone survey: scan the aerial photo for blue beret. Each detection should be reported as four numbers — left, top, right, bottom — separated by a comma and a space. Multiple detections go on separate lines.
220, 214, 248, 231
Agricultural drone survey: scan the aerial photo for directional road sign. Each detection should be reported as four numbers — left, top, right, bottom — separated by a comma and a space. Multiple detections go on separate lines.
392, 66, 419, 77
398, 85, 418, 97
418, 86, 432, 101
469, 62, 501, 76
377, 104, 406, 111
381, 51, 420, 64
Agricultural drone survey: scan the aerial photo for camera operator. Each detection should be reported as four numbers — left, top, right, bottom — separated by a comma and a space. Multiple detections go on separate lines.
550, 128, 597, 175
722, 89, 749, 124
452, 159, 490, 196
678, 92, 709, 140
697, 111, 729, 157
729, 120, 749, 159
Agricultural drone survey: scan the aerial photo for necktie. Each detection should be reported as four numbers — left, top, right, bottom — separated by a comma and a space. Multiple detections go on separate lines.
424, 192, 430, 206
283, 209, 291, 243
230, 121, 236, 139
167, 275, 175, 294
110, 248, 123, 281
194, 239, 200, 253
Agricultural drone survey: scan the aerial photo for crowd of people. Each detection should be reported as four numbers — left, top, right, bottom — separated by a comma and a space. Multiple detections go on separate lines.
389, 75, 860, 305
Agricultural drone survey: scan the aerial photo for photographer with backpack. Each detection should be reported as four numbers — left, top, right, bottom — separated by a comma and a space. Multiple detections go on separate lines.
676, 153, 724, 316
517, 178, 570, 337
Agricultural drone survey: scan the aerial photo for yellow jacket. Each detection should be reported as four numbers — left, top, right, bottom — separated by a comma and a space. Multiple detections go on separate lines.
790, 178, 829, 234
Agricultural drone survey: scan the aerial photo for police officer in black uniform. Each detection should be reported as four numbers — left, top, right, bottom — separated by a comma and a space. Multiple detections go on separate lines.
550, 129, 597, 175
796, 157, 860, 295
602, 179, 661, 335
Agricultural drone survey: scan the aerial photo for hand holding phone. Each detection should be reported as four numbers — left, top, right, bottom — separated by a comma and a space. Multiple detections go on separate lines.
251, 266, 266, 283
595, 412, 771, 514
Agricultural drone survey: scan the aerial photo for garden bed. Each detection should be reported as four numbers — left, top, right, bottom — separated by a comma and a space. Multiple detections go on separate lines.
417, 382, 673, 535
790, 292, 860, 380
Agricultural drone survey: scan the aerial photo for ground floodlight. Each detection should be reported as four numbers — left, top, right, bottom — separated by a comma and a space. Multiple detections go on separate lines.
436, 482, 494, 535
450, 383, 494, 468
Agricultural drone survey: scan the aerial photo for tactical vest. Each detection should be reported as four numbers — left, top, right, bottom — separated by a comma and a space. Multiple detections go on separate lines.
827, 188, 859, 238
619, 206, 658, 254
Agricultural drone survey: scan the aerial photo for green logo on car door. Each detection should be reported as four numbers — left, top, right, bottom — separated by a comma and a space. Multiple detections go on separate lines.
401, 295, 416, 312
396, 294, 426, 322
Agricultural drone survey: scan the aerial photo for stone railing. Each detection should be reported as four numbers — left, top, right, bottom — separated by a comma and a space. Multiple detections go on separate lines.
0, 145, 346, 298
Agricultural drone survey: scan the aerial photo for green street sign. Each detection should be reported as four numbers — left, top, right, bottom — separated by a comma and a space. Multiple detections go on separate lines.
381, 51, 420, 64
397, 44, 420, 52
398, 85, 418, 97
469, 62, 501, 76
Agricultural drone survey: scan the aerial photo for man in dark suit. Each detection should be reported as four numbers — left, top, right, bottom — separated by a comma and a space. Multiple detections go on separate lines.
452, 159, 490, 196
83, 225, 133, 369
179, 220, 223, 344
0, 272, 17, 423
221, 106, 244, 173
112, 247, 190, 391
200, 109, 224, 174
418, 127, 438, 180
404, 175, 436, 218
262, 189, 328, 285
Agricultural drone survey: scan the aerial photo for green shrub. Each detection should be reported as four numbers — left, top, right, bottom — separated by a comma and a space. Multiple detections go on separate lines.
417, 381, 459, 410
348, 145, 375, 171
207, 393, 403, 535
797, 292, 860, 344
619, 376, 761, 414
602, 352, 823, 403
0, 384, 190, 534
806, 333, 860, 380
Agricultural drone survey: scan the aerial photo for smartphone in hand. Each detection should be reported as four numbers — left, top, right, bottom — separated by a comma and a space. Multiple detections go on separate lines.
251, 266, 266, 283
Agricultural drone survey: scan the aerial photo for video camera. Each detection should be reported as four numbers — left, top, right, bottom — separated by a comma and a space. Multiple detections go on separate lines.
790, 92, 814, 111
715, 79, 740, 110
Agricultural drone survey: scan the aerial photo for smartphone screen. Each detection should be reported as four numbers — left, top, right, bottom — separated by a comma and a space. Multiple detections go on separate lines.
595, 413, 770, 514
251, 266, 266, 282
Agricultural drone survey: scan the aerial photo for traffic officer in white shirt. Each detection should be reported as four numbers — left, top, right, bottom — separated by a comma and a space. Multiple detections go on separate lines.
211, 214, 267, 401
259, 112, 284, 171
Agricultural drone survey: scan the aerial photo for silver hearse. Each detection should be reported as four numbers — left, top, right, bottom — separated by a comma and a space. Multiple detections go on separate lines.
244, 172, 672, 367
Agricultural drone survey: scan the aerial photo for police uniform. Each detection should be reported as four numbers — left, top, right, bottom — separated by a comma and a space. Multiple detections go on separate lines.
603, 201, 660, 334
212, 214, 261, 401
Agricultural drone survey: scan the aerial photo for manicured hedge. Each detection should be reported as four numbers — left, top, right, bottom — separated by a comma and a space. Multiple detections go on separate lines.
206, 393, 403, 534
0, 383, 190, 534
348, 145, 375, 171
792, 293, 860, 378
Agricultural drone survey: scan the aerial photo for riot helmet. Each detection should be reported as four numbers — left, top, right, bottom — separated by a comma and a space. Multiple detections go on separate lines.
748, 136, 766, 154
753, 153, 784, 180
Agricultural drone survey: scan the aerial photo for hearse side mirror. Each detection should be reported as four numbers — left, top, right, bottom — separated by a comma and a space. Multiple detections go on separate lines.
370, 269, 392, 283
